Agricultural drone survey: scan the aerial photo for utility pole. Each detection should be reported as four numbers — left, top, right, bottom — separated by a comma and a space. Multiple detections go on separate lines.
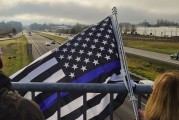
144, 20, 147, 35
176, 27, 178, 36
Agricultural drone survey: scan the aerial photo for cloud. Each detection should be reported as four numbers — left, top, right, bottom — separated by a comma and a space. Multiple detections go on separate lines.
0, 0, 179, 25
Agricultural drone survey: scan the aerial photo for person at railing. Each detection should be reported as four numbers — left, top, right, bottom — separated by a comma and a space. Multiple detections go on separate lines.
136, 71, 179, 120
0, 52, 45, 120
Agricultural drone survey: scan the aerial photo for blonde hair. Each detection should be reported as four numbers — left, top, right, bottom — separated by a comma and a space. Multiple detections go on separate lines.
145, 71, 179, 120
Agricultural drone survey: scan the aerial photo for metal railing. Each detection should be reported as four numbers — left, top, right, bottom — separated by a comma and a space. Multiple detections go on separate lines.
12, 82, 152, 120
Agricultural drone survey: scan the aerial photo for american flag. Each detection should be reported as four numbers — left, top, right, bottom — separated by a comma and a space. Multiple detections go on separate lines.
10, 17, 127, 120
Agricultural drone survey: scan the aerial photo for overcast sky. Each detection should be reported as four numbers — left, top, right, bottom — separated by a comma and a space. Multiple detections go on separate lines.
0, 0, 179, 25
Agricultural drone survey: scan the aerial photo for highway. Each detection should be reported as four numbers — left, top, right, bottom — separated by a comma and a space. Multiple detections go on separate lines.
25, 32, 60, 59
124, 47, 179, 67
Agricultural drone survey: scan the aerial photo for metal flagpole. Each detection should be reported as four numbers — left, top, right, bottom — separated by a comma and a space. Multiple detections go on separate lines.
111, 7, 139, 120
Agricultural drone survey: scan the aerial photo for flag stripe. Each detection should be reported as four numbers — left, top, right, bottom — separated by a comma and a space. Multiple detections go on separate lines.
44, 69, 65, 83
90, 91, 127, 120
77, 94, 117, 120
61, 93, 108, 120
19, 57, 58, 82
61, 93, 100, 117
39, 60, 120, 111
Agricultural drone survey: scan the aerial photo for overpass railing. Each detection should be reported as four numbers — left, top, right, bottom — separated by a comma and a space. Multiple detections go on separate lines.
12, 82, 152, 120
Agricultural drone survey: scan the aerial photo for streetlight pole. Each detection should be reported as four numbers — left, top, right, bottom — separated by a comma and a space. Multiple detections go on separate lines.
176, 27, 178, 36
144, 20, 147, 35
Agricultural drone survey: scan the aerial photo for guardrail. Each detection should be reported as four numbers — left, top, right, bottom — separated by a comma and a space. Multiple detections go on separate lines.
122, 36, 179, 42
12, 82, 152, 120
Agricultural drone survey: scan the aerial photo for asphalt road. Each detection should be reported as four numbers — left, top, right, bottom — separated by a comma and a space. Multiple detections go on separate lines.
124, 47, 179, 67
25, 32, 60, 59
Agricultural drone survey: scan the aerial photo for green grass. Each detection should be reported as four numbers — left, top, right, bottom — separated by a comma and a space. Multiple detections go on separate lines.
124, 40, 179, 54
0, 36, 31, 76
127, 54, 179, 80
38, 32, 67, 43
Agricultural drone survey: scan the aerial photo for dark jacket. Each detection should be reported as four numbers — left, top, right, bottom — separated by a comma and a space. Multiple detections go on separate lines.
0, 57, 2, 69
0, 73, 45, 120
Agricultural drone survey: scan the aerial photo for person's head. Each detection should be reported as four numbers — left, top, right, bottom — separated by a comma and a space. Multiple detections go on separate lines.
145, 71, 179, 120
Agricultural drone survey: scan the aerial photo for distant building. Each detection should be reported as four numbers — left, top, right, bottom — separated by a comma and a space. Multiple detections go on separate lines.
52, 25, 72, 30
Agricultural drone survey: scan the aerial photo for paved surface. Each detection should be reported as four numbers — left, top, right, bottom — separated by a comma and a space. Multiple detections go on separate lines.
124, 47, 179, 67
25, 32, 60, 59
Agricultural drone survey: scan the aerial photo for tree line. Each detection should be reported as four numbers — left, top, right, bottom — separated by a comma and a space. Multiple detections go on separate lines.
29, 23, 89, 34
0, 21, 23, 35
138, 19, 179, 27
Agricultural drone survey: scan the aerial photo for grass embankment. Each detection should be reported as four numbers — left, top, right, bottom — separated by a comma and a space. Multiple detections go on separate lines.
127, 54, 179, 80
124, 40, 179, 54
0, 36, 31, 76
37, 32, 67, 44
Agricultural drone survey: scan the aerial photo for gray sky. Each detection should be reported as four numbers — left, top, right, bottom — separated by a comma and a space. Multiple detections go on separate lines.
0, 0, 179, 25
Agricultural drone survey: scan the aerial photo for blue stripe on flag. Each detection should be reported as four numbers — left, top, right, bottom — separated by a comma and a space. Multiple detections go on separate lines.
39, 60, 120, 111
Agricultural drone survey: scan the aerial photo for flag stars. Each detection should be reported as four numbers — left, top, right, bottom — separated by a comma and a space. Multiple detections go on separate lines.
81, 32, 85, 35
55, 48, 59, 52
87, 51, 93, 56
82, 43, 87, 48
75, 57, 81, 62
108, 49, 113, 54
110, 43, 115, 48
72, 64, 78, 70
93, 60, 99, 66
81, 66, 87, 72
62, 48, 67, 53
70, 49, 76, 53
84, 58, 90, 64
99, 28, 104, 31
116, 53, 119, 58
66, 42, 71, 46
105, 34, 110, 39
59, 55, 64, 60
96, 33, 102, 37
88, 32, 93, 36
107, 29, 112, 33
85, 37, 90, 42
105, 55, 111, 60
94, 39, 99, 43
67, 55, 72, 60
99, 46, 105, 51
77, 37, 82, 41
96, 53, 102, 58
64, 63, 69, 68
79, 50, 84, 54
102, 23, 107, 26
102, 40, 107, 45
91, 27, 96, 31
91, 45, 96, 49
69, 72, 75, 78
74, 43, 79, 47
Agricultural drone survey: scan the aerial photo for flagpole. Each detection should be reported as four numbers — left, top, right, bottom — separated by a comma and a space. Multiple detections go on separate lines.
111, 7, 139, 120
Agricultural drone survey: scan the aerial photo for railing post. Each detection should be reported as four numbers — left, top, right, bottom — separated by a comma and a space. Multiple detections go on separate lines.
57, 91, 61, 120
83, 93, 87, 120
110, 93, 114, 120
31, 91, 35, 101
137, 94, 142, 110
